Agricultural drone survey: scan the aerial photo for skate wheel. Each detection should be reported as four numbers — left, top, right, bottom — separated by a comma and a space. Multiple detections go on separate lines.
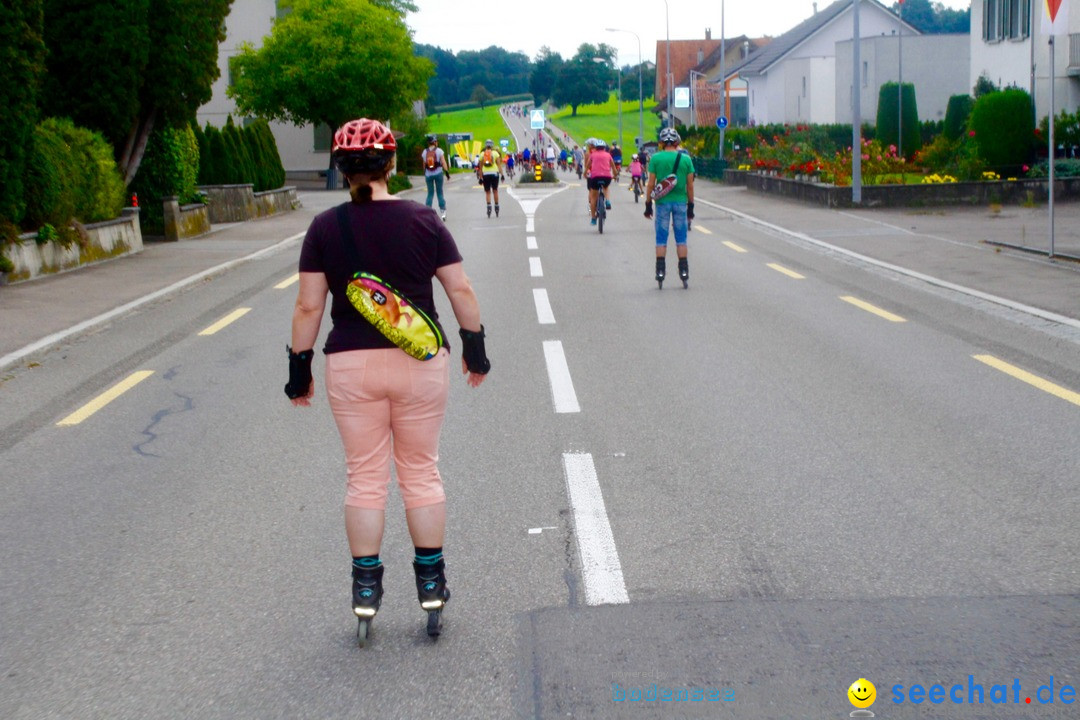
657, 280, 664, 290
357, 619, 371, 647
426, 610, 443, 638
682, 279, 689, 289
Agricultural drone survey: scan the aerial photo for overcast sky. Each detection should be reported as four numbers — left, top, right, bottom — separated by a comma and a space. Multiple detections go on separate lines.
408, 0, 971, 64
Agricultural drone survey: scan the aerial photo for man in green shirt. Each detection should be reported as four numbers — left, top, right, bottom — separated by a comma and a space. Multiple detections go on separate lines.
644, 127, 696, 288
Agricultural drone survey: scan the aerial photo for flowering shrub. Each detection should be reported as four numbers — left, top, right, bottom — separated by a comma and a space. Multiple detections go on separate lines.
817, 138, 907, 186
743, 125, 836, 178
922, 174, 958, 183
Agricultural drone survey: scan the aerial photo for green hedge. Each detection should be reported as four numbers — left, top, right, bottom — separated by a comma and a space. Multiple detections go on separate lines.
876, 82, 921, 157
128, 124, 201, 235
22, 117, 124, 231
944, 94, 974, 140
970, 88, 1035, 176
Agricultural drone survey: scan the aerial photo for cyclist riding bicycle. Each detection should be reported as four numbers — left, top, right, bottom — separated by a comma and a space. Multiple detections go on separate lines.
584, 139, 614, 226
628, 153, 644, 198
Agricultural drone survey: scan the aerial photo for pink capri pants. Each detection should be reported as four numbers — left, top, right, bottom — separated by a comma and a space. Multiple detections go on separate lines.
325, 348, 450, 510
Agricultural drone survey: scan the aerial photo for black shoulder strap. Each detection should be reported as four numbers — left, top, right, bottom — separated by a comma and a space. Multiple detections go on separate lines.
672, 151, 683, 174
335, 202, 363, 277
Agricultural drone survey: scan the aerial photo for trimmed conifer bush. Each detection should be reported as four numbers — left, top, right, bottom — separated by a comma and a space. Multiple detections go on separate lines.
969, 88, 1035, 177
943, 94, 974, 141
876, 82, 921, 157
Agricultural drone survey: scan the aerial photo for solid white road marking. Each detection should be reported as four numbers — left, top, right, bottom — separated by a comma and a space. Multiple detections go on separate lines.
533, 289, 556, 324
542, 340, 580, 413
562, 453, 629, 605
530, 257, 543, 277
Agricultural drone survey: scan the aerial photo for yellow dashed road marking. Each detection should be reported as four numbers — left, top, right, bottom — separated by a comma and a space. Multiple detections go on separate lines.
840, 296, 907, 322
767, 263, 805, 279
57, 371, 154, 426
723, 241, 748, 253
973, 355, 1080, 408
694, 225, 713, 235
198, 308, 251, 336
274, 273, 299, 289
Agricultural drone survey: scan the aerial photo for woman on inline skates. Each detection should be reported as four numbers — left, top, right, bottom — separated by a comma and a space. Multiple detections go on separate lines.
285, 118, 491, 645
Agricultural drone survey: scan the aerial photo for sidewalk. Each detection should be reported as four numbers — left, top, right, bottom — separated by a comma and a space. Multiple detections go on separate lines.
2, 181, 1078, 371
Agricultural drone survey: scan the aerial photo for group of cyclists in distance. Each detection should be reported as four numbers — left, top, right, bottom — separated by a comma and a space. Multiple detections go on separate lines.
423, 103, 695, 288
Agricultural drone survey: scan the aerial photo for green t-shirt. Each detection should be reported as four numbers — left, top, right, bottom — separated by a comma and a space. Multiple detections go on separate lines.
648, 150, 695, 204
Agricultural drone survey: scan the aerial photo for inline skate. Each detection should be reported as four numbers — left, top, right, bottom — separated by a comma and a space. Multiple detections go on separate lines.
351, 564, 384, 647
678, 258, 689, 289
413, 559, 451, 638
655, 257, 666, 289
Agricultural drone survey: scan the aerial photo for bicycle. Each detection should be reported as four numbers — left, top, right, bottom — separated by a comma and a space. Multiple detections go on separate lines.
596, 180, 609, 234
630, 176, 643, 203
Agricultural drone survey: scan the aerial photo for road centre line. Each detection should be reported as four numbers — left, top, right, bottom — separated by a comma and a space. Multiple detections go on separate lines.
527, 236, 538, 250
0, 233, 306, 372
527, 217, 535, 233
839, 296, 907, 322
723, 240, 748, 253
767, 263, 805, 279
529, 257, 543, 277
542, 340, 580, 413
533, 289, 556, 324
274, 273, 299, 289
562, 453, 629, 606
56, 370, 154, 426
973, 354, 1080, 408
698, 198, 1080, 332
694, 225, 713, 235
198, 308, 251, 336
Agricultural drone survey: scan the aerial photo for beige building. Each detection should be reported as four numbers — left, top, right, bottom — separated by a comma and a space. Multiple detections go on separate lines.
197, 0, 330, 178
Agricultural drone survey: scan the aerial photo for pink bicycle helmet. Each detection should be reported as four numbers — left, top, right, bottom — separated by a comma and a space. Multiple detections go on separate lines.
332, 118, 396, 174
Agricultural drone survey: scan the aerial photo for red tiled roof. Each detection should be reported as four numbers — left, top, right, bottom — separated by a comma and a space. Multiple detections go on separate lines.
655, 39, 723, 103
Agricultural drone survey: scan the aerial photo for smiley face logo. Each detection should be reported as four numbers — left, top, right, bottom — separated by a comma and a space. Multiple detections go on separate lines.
848, 678, 876, 709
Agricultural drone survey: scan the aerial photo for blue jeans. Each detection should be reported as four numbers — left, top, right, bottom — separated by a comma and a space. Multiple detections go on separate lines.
424, 173, 445, 210
654, 202, 688, 247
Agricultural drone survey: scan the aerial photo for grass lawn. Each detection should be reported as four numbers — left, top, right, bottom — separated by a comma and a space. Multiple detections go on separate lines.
550, 92, 658, 150
427, 105, 517, 158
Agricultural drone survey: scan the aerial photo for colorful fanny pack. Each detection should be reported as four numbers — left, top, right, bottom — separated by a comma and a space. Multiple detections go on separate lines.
335, 204, 443, 361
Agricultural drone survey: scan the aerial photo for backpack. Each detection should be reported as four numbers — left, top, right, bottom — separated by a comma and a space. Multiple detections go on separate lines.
424, 149, 438, 171
483, 149, 493, 166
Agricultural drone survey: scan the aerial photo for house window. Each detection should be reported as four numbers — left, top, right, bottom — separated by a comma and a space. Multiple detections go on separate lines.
1009, 0, 1031, 39
987, 0, 1029, 41
984, 0, 1002, 40
862, 62, 868, 86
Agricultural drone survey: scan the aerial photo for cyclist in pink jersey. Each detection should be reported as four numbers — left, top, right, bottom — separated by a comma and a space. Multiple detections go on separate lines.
584, 139, 615, 225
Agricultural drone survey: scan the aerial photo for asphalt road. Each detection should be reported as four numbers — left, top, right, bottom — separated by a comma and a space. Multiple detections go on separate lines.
1, 177, 1078, 719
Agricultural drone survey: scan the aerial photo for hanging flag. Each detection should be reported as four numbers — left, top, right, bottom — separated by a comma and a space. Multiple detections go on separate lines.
1043, 0, 1068, 35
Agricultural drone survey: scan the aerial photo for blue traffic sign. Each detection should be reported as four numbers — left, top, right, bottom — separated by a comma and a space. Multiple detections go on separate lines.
716, 116, 728, 129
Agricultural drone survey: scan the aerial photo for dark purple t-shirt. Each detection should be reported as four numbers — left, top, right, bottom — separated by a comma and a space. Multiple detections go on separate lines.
298, 199, 463, 354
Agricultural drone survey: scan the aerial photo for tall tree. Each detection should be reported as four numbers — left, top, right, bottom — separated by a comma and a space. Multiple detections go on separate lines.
42, 0, 233, 186
891, 0, 969, 33
552, 44, 616, 116
0, 0, 46, 225
530, 47, 564, 106
41, 0, 150, 156
228, 0, 433, 185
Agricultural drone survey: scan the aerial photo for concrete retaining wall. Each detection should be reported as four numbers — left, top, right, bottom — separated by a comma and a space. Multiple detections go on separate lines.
3, 208, 144, 284
745, 173, 1080, 208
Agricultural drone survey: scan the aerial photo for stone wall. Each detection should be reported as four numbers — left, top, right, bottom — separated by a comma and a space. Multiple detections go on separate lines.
4, 208, 144, 284
743, 174, 1080, 208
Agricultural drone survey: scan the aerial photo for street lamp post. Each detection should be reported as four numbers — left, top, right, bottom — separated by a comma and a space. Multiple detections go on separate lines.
606, 27, 644, 150
663, 0, 672, 128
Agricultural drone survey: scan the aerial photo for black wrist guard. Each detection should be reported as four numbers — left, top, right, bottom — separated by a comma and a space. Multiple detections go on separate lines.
459, 326, 491, 374
687, 202, 695, 220
284, 345, 314, 399
644, 200, 653, 218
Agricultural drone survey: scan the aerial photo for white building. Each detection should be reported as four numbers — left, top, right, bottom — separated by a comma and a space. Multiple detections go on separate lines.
197, 0, 330, 177
969, 0, 1080, 122
836, 33, 970, 124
